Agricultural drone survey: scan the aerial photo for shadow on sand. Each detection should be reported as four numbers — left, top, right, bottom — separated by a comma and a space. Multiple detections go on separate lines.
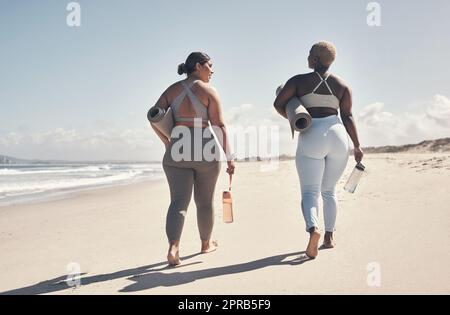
1, 251, 313, 295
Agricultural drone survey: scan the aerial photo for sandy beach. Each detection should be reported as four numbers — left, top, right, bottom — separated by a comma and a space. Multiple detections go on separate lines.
1, 153, 449, 295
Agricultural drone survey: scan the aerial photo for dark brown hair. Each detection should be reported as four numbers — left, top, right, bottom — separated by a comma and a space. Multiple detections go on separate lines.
177, 52, 211, 75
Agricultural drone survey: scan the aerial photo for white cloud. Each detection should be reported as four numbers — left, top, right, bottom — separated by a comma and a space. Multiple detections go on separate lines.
2, 95, 449, 161
425, 95, 450, 128
357, 94, 450, 147
0, 126, 160, 161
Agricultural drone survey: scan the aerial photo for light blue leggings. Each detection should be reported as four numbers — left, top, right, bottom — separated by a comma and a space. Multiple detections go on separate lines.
296, 115, 349, 232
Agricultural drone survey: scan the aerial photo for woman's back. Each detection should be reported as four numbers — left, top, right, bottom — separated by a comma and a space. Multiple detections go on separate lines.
163, 79, 212, 127
296, 72, 347, 100
291, 72, 350, 118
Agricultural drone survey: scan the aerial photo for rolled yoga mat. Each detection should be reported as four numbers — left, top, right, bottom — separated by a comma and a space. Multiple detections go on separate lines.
276, 85, 312, 138
147, 106, 174, 139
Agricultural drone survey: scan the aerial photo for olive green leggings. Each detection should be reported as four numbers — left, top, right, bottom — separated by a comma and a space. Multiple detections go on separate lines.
163, 160, 221, 242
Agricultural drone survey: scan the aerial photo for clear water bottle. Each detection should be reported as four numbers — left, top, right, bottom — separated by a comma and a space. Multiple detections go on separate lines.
344, 163, 366, 193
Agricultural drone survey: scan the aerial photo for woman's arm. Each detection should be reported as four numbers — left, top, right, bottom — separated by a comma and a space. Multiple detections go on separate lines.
150, 91, 171, 148
274, 77, 297, 119
207, 86, 235, 175
340, 86, 364, 162
151, 123, 170, 149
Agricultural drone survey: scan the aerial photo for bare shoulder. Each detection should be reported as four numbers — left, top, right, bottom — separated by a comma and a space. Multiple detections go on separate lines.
163, 80, 183, 96
195, 80, 215, 90
285, 73, 314, 95
287, 73, 309, 85
330, 73, 350, 90
195, 80, 219, 97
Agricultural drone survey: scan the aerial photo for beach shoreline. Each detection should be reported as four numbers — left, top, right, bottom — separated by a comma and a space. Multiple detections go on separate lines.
0, 162, 164, 208
0, 176, 165, 209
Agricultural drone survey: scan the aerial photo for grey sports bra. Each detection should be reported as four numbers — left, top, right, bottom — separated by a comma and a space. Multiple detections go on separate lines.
300, 72, 340, 110
171, 80, 209, 123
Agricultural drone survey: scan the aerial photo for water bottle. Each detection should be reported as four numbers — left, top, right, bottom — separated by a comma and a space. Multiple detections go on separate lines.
222, 174, 234, 224
344, 163, 366, 193
222, 191, 234, 224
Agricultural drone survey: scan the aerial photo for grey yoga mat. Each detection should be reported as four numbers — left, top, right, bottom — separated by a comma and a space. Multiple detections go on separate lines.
276, 84, 312, 138
147, 106, 174, 139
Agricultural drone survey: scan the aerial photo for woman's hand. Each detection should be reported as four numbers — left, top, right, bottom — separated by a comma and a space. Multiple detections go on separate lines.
354, 146, 364, 163
226, 160, 235, 175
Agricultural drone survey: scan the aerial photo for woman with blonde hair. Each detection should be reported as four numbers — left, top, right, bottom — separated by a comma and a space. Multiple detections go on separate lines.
274, 41, 363, 259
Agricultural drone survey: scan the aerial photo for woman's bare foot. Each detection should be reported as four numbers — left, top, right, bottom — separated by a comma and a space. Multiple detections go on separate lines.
167, 242, 181, 266
201, 240, 218, 254
322, 232, 335, 249
306, 228, 321, 259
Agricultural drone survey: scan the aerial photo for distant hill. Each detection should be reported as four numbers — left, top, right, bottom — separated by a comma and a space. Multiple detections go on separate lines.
362, 138, 450, 154
237, 138, 450, 162
0, 155, 33, 165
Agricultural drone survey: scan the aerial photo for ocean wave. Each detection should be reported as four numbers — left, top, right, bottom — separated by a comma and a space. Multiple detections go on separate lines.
0, 164, 160, 176
0, 170, 149, 195
0, 166, 102, 175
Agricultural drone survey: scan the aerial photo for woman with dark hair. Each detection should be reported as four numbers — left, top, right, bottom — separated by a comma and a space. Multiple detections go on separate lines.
274, 41, 364, 259
151, 52, 235, 266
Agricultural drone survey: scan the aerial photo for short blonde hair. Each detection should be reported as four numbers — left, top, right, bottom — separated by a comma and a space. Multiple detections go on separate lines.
311, 41, 337, 67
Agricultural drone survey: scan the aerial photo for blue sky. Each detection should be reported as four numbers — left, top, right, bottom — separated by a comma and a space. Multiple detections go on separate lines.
1, 0, 450, 161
